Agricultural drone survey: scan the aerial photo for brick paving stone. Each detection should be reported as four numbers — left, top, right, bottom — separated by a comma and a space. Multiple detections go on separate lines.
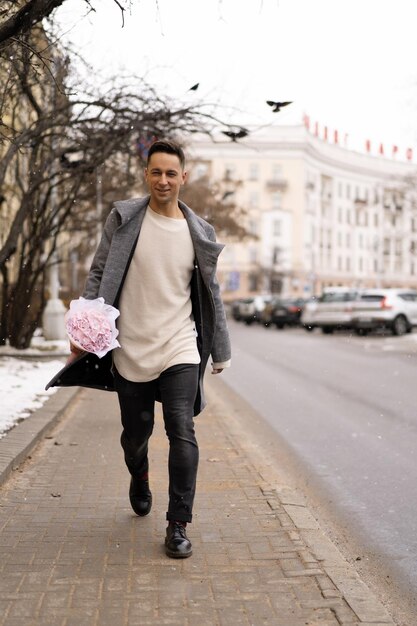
0, 384, 396, 626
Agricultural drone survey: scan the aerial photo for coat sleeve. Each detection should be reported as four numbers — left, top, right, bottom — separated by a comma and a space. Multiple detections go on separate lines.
206, 226, 232, 365
82, 207, 120, 300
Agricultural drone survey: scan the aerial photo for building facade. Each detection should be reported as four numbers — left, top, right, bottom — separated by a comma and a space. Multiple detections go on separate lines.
188, 125, 417, 300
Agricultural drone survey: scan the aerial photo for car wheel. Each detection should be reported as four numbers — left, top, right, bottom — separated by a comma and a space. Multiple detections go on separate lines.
275, 323, 284, 329
304, 325, 314, 332
355, 328, 369, 336
392, 315, 408, 336
322, 327, 334, 334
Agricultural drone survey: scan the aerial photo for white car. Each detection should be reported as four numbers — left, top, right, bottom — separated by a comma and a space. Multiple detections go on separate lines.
301, 288, 362, 333
352, 288, 417, 335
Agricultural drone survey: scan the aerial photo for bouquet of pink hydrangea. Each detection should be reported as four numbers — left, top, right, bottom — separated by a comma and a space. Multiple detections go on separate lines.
65, 297, 121, 358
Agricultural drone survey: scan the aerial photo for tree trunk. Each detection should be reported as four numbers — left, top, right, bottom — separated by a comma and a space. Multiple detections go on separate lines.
0, 265, 9, 345
7, 262, 44, 349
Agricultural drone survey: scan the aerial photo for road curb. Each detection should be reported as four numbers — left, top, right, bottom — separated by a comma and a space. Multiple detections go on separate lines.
0, 386, 80, 488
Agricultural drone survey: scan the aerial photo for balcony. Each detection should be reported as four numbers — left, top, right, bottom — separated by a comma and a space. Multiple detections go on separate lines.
354, 198, 367, 209
266, 178, 288, 192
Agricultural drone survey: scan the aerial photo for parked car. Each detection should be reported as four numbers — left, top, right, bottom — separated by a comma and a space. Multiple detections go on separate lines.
351, 288, 417, 335
301, 288, 362, 333
262, 297, 306, 328
230, 299, 244, 321
237, 295, 272, 325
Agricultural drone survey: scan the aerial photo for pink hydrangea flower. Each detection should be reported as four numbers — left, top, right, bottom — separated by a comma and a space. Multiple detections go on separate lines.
65, 297, 120, 358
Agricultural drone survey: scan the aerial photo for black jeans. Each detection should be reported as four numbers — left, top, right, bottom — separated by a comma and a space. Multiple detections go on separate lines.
114, 363, 200, 523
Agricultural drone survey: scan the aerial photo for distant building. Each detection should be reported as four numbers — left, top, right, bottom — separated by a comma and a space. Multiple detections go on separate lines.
188, 125, 417, 300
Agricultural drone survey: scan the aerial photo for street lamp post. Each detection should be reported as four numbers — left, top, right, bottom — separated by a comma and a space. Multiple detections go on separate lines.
42, 183, 67, 340
42, 51, 66, 341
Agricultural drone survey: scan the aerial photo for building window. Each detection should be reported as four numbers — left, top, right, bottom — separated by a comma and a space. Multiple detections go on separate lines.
224, 164, 235, 181
248, 274, 258, 292
272, 164, 282, 181
346, 257, 351, 271
272, 192, 281, 210
273, 220, 282, 236
226, 271, 240, 291
248, 219, 258, 235
346, 233, 350, 247
249, 247, 257, 263
194, 163, 208, 179
374, 213, 379, 227
249, 163, 259, 181
338, 182, 343, 197
395, 239, 402, 255
272, 246, 281, 265
346, 184, 351, 199
249, 191, 259, 208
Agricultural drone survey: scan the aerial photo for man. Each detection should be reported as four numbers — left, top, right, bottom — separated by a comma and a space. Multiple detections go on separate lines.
49, 140, 231, 559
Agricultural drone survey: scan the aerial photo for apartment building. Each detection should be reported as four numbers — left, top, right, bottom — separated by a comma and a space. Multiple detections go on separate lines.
188, 125, 417, 300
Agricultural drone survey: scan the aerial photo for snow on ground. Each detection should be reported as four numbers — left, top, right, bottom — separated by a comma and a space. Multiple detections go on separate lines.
0, 335, 68, 439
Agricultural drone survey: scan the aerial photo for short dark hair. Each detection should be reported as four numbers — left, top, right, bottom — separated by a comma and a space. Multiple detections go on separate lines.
147, 140, 185, 169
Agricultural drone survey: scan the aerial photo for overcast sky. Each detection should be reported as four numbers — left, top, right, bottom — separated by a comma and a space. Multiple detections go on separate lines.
56, 0, 417, 158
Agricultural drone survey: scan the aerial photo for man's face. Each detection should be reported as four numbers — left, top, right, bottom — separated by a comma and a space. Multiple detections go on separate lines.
145, 152, 186, 205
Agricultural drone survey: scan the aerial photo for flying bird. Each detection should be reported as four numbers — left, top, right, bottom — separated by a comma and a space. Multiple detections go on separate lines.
221, 128, 249, 142
189, 83, 199, 91
266, 100, 293, 112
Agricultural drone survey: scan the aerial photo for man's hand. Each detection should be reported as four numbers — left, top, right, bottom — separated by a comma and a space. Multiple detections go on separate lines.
66, 342, 85, 365
211, 368, 223, 375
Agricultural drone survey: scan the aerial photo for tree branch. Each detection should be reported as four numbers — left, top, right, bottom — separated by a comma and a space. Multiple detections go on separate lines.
0, 1, 65, 49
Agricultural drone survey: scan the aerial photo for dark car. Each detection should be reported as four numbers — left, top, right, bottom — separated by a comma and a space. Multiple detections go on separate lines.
262, 297, 306, 328
230, 299, 244, 321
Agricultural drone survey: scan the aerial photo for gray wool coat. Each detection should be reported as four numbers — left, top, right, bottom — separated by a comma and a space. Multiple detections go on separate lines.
46, 196, 231, 416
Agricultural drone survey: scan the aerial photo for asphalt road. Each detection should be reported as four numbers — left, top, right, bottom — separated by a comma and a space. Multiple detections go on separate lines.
222, 319, 417, 608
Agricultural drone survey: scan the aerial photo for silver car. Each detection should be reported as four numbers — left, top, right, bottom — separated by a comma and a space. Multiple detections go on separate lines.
301, 288, 361, 333
237, 295, 272, 325
352, 288, 417, 335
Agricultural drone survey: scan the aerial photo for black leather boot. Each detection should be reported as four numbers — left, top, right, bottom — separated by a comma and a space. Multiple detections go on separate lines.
129, 476, 152, 517
165, 522, 192, 558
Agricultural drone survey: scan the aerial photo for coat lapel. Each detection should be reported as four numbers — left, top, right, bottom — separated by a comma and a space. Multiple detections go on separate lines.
98, 197, 149, 305
179, 201, 224, 285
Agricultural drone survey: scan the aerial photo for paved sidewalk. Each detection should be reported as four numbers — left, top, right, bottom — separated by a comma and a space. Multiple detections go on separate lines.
0, 379, 394, 626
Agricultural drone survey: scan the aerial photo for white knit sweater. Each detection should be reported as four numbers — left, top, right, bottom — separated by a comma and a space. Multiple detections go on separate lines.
113, 206, 201, 382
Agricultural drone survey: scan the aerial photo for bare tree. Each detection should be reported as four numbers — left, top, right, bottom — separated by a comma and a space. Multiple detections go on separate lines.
179, 175, 251, 242
0, 25, 227, 348
0, 0, 132, 51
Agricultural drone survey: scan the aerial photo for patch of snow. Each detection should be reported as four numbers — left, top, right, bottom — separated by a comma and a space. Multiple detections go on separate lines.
0, 334, 68, 438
